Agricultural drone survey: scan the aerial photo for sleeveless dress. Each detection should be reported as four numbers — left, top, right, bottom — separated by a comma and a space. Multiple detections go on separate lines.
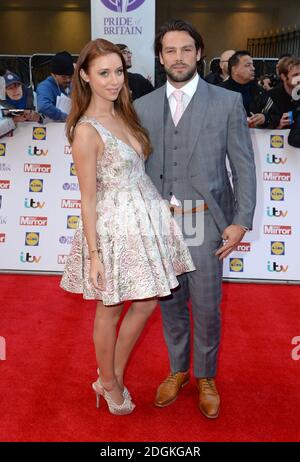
60, 116, 195, 305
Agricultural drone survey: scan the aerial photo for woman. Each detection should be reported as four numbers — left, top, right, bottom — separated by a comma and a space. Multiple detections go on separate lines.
60, 39, 195, 415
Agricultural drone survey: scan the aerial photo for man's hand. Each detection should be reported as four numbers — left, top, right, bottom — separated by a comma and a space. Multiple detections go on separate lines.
248, 113, 265, 127
278, 112, 291, 129
215, 224, 246, 260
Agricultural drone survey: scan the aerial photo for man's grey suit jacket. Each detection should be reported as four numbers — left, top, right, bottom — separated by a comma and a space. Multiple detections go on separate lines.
134, 77, 256, 234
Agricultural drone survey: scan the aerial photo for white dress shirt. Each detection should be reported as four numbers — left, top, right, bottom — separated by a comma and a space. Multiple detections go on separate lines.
166, 73, 199, 118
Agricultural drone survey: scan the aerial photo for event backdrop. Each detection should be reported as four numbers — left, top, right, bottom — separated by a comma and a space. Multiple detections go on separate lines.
90, 0, 155, 83
0, 123, 299, 282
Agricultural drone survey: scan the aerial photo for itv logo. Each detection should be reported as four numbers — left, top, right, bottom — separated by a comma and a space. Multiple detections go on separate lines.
28, 146, 48, 156
266, 154, 287, 164
20, 252, 41, 263
24, 198, 45, 209
267, 261, 288, 272
266, 206, 288, 218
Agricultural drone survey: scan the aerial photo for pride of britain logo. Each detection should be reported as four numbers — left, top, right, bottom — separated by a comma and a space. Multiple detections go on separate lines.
101, 0, 145, 12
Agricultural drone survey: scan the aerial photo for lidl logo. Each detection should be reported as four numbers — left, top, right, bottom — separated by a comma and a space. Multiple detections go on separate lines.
67, 215, 79, 229
270, 134, 284, 148
25, 232, 40, 246
70, 162, 77, 176
271, 241, 285, 255
229, 258, 244, 272
32, 127, 46, 140
29, 179, 43, 192
270, 187, 284, 201
0, 143, 6, 156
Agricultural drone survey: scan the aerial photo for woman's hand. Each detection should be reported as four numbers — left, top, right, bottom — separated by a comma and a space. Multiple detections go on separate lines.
89, 255, 106, 290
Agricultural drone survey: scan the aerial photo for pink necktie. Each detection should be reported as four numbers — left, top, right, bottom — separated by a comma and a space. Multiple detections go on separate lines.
172, 89, 184, 126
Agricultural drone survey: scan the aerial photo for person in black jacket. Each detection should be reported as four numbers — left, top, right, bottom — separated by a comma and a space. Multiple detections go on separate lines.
268, 56, 300, 129
219, 50, 280, 128
116, 44, 154, 100
205, 49, 235, 85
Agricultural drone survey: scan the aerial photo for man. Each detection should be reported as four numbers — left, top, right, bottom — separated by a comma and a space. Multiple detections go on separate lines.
219, 50, 280, 128
268, 57, 300, 129
116, 44, 153, 100
135, 20, 256, 419
205, 49, 235, 85
37, 51, 74, 121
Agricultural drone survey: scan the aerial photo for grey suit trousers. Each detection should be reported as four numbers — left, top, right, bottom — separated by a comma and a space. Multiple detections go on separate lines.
159, 210, 223, 378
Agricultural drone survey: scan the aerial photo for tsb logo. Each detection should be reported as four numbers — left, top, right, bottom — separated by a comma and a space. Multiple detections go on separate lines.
229, 258, 244, 272
32, 127, 46, 140
67, 215, 79, 229
29, 179, 43, 193
25, 232, 40, 246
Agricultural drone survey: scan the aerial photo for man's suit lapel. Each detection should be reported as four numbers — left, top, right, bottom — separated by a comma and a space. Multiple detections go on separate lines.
186, 77, 209, 166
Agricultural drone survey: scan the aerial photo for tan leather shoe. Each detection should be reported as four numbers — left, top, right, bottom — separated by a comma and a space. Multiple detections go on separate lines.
154, 371, 190, 407
197, 378, 220, 419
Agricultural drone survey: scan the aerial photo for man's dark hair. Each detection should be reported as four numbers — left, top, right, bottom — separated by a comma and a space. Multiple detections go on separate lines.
154, 19, 204, 58
228, 50, 251, 76
116, 44, 127, 51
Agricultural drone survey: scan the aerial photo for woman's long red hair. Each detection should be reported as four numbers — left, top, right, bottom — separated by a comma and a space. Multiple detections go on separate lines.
66, 38, 152, 158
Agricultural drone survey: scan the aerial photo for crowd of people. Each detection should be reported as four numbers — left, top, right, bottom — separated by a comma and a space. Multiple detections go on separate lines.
1, 43, 300, 141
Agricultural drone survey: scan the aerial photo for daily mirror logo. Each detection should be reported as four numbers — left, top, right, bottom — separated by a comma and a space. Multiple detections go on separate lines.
101, 0, 145, 12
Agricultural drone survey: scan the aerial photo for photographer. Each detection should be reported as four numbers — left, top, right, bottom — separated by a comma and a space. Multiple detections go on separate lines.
3, 71, 41, 123
0, 69, 41, 138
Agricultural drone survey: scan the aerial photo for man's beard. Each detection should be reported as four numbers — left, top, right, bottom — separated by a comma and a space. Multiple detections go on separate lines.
164, 64, 197, 83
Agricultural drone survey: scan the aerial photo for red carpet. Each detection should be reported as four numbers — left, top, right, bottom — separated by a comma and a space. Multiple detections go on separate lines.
0, 274, 300, 442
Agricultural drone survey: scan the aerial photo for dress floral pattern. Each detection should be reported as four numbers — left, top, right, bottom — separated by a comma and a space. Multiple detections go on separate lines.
60, 116, 195, 305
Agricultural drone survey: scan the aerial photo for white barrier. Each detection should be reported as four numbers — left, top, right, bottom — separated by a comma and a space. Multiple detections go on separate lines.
0, 123, 299, 282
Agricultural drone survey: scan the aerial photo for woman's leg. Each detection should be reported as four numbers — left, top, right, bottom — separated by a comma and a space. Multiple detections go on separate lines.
114, 298, 157, 388
93, 300, 124, 404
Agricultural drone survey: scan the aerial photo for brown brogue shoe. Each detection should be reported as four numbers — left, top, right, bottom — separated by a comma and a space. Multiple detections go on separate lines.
197, 378, 220, 419
154, 371, 190, 407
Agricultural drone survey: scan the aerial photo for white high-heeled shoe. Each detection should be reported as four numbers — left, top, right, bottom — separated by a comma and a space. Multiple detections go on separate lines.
92, 378, 135, 415
96, 368, 132, 401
